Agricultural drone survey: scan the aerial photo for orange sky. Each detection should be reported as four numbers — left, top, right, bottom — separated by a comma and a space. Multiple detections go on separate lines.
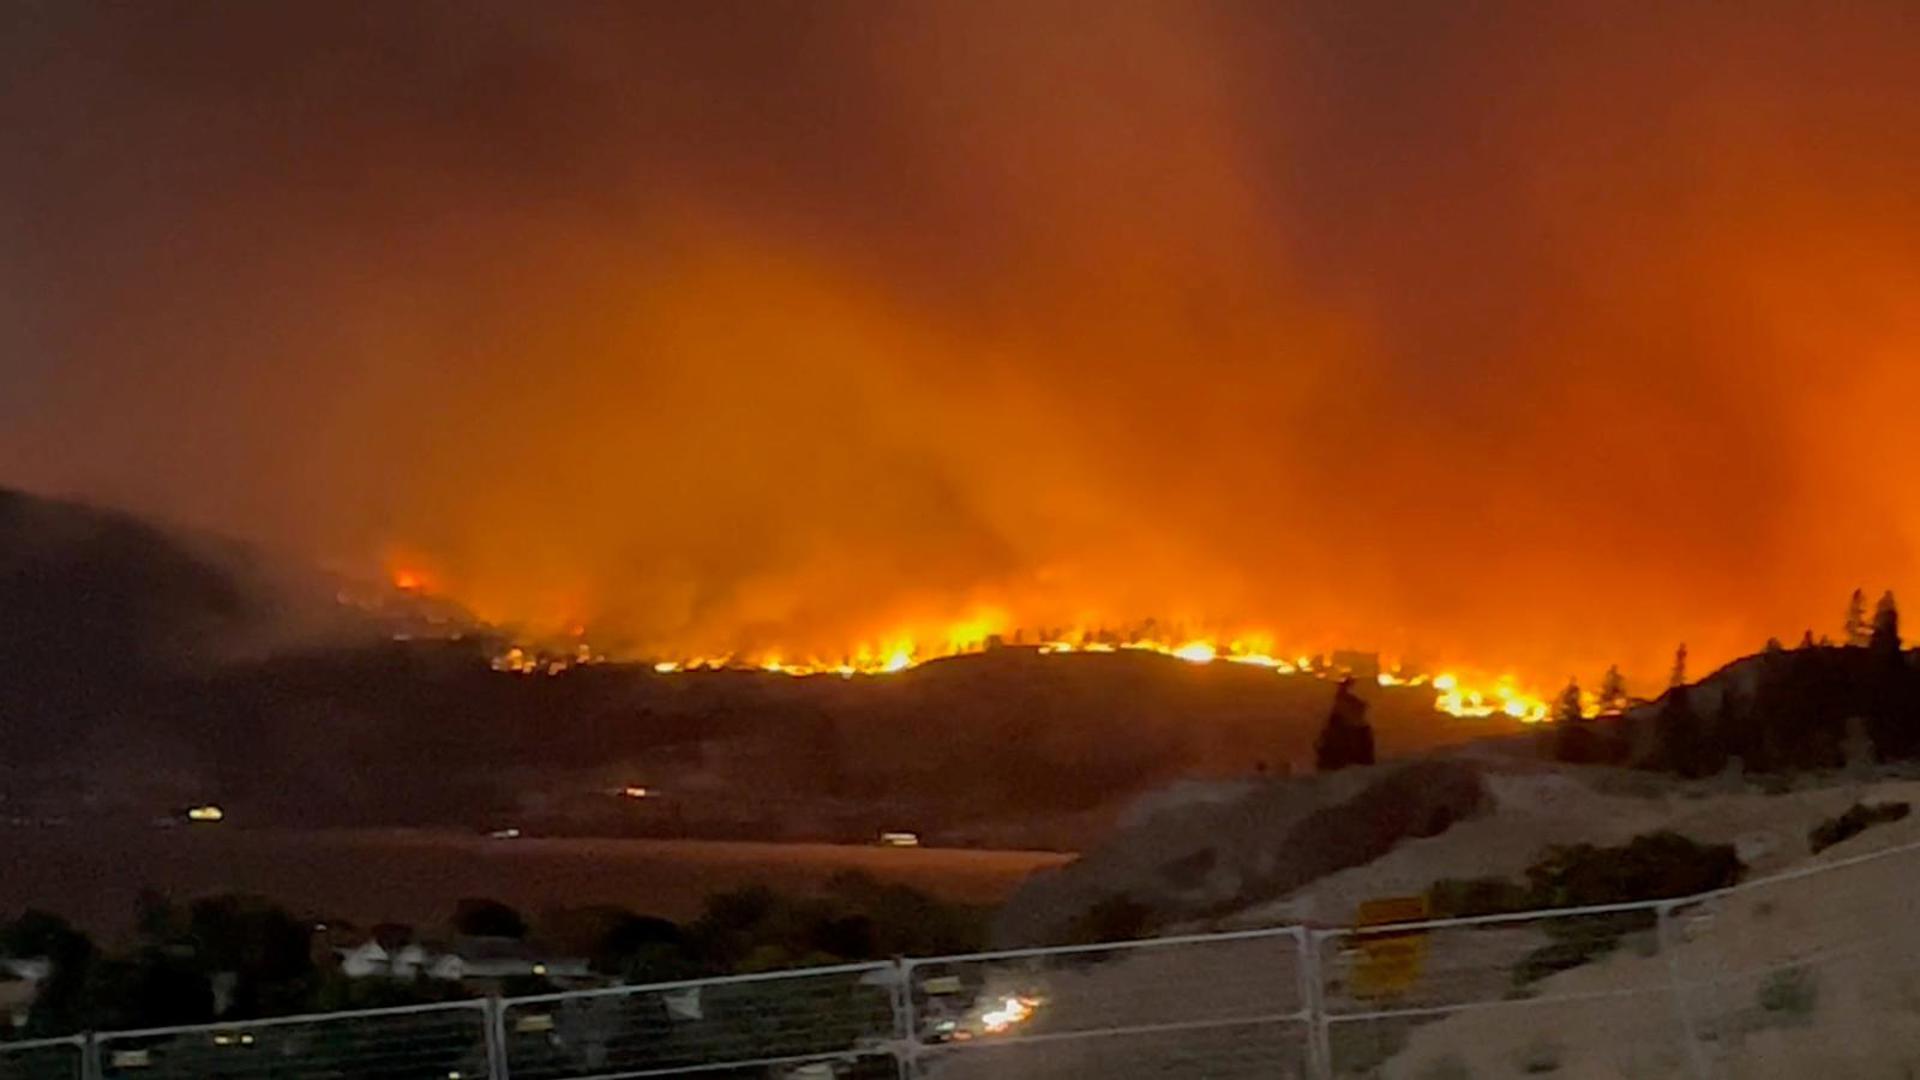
2, 2, 1917, 690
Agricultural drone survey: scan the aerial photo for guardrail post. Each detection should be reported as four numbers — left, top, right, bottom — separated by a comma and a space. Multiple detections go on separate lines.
1296, 927, 1332, 1080
889, 957, 920, 1079
1657, 901, 1711, 1080
483, 996, 510, 1080
81, 1032, 102, 1080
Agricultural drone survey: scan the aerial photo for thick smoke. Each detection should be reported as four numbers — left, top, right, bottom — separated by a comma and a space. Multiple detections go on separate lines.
2, 1, 1917, 683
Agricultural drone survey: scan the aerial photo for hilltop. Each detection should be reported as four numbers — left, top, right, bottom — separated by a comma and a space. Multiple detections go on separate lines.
0, 487, 1510, 847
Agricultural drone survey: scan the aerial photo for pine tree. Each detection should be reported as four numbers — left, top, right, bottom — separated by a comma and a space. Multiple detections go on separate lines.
1554, 679, 1584, 725
1669, 643, 1688, 688
1552, 679, 1608, 764
1315, 678, 1375, 772
1597, 665, 1627, 713
1764, 637, 1785, 655
1872, 590, 1901, 654
1799, 629, 1817, 650
1846, 588, 1871, 647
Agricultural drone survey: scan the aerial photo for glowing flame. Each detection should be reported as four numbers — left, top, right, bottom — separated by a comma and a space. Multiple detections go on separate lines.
1172, 641, 1217, 664
484, 618, 1559, 725
979, 995, 1040, 1035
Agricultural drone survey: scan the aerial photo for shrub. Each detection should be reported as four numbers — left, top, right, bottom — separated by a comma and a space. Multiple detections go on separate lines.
1516, 1038, 1563, 1073
1809, 801, 1910, 854
1428, 877, 1532, 919
1487, 832, 1741, 990
1510, 916, 1645, 990
1525, 831, 1741, 908
1756, 965, 1818, 1020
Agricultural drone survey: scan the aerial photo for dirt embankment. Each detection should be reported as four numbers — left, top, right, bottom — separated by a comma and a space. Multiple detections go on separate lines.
993, 759, 1491, 947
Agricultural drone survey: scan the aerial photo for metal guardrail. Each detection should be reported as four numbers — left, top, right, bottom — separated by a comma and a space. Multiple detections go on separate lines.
904, 928, 1310, 1078
498, 961, 897, 1079
5, 837, 1919, 1078
92, 999, 491, 1080
0, 1035, 83, 1080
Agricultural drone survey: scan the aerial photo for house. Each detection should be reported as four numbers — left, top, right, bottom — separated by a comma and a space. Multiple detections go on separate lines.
431, 937, 592, 984
0, 957, 51, 1031
390, 944, 431, 979
334, 935, 591, 988
336, 940, 391, 979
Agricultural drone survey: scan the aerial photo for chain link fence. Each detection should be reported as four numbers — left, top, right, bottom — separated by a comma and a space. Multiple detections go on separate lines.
499, 961, 898, 1079
3, 839, 1918, 1078
1316, 839, 1920, 1078
92, 1000, 490, 1080
904, 928, 1310, 1078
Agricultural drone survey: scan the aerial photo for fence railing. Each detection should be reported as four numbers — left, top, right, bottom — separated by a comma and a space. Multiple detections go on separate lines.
6, 837, 1919, 1079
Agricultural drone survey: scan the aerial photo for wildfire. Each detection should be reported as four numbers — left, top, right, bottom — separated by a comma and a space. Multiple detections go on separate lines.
476, 617, 1564, 725
398, 554, 1559, 725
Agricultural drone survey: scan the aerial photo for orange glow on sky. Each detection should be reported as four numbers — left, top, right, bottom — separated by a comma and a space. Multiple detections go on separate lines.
2, 4, 1916, 698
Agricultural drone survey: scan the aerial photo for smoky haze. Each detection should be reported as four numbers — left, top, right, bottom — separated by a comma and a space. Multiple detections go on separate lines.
3, 1, 1917, 684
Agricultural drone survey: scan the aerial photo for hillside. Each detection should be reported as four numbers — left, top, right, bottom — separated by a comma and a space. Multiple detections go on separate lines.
0, 488, 1513, 846
955, 757, 1920, 1076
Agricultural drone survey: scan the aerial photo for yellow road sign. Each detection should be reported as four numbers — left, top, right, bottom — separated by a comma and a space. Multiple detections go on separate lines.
1349, 895, 1430, 999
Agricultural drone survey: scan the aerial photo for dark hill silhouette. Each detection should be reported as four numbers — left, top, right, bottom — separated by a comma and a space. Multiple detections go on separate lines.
1606, 639, 1920, 776
0, 487, 1505, 844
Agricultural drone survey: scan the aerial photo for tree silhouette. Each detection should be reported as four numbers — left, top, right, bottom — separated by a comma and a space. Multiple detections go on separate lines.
1553, 679, 1583, 725
1872, 590, 1901, 654
1314, 678, 1375, 772
452, 898, 527, 940
1669, 643, 1688, 688
1597, 665, 1627, 713
1552, 679, 1612, 764
1847, 588, 1871, 647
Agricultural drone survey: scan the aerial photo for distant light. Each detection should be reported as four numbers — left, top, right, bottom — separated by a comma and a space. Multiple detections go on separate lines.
186, 805, 224, 823
620, 786, 651, 799
531, 963, 547, 976
879, 831, 920, 848
653, 661, 680, 674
